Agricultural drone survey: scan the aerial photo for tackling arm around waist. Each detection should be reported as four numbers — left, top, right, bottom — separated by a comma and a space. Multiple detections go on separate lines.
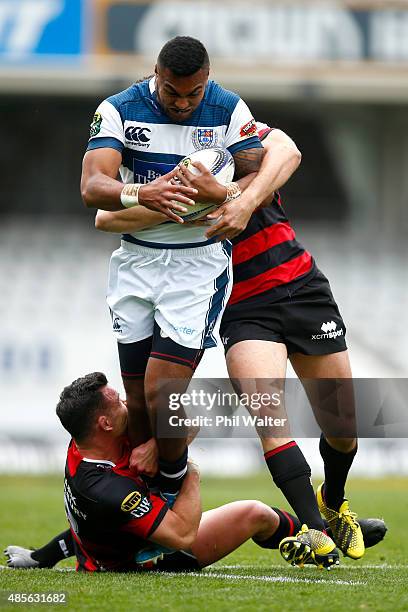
95, 207, 167, 233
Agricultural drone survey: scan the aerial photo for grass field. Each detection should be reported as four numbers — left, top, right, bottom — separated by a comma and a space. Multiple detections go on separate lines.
0, 474, 407, 612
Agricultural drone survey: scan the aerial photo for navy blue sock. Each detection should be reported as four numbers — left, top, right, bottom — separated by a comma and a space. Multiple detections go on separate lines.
158, 448, 188, 494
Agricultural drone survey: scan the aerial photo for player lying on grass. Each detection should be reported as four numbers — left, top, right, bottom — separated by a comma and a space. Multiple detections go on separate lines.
94, 125, 365, 569
5, 373, 386, 572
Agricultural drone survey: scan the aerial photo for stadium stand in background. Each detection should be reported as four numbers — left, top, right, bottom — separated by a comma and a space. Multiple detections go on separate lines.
1, 0, 407, 473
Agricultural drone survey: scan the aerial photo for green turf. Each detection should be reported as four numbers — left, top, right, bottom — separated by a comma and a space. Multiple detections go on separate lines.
0, 474, 407, 612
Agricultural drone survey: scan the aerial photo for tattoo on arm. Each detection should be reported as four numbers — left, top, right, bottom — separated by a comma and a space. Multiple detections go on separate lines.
233, 148, 265, 179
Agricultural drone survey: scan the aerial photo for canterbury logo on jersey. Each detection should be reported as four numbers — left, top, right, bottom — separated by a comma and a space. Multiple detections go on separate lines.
125, 126, 152, 146
112, 317, 122, 332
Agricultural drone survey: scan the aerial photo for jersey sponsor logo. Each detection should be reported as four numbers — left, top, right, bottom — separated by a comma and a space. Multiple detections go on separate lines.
112, 317, 122, 333
90, 112, 102, 138
133, 159, 174, 184
192, 128, 218, 150
121, 490, 142, 512
240, 118, 257, 138
311, 321, 344, 340
321, 321, 337, 333
130, 496, 152, 519
125, 125, 152, 147
172, 325, 196, 336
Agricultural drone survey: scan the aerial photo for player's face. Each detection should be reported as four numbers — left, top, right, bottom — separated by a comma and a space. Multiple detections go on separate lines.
155, 66, 209, 122
103, 386, 128, 436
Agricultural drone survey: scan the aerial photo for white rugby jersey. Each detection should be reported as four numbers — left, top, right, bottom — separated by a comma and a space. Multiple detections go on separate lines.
87, 77, 262, 248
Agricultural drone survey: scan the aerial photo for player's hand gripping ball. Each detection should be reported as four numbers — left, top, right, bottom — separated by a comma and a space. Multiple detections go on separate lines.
174, 148, 235, 221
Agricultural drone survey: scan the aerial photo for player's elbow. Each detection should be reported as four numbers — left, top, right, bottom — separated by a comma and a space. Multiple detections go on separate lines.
280, 142, 302, 167
154, 518, 199, 551
275, 143, 302, 171
170, 529, 197, 551
170, 519, 199, 550
80, 177, 97, 209
81, 188, 95, 209
292, 146, 302, 168
81, 184, 92, 208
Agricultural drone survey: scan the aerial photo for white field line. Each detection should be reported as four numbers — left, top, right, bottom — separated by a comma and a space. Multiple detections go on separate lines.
163, 571, 366, 586
0, 565, 75, 572
214, 564, 408, 571
1, 563, 407, 578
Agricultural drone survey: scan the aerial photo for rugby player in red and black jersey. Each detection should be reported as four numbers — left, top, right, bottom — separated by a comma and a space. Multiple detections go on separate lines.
5, 375, 387, 572
54, 372, 202, 572
6, 371, 381, 572
204, 124, 363, 566
83, 125, 364, 568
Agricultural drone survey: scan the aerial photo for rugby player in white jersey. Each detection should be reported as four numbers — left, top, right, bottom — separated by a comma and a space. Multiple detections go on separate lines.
93, 124, 366, 569
81, 37, 264, 506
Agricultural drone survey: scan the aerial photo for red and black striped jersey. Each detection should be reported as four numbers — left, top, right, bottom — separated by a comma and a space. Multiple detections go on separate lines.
228, 123, 315, 307
64, 440, 167, 572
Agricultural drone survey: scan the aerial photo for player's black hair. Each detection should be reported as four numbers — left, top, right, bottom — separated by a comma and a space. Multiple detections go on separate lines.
56, 372, 108, 443
157, 36, 209, 76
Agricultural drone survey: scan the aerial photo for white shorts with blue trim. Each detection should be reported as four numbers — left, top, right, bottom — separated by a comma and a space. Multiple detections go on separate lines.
107, 240, 233, 350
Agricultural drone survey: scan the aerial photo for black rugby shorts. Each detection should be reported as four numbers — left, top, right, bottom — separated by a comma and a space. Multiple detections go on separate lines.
220, 269, 347, 356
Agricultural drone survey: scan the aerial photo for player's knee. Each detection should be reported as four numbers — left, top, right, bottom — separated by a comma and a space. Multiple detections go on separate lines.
247, 501, 275, 530
326, 436, 357, 453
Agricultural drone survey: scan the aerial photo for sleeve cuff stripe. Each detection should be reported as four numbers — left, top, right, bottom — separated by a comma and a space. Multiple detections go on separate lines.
147, 504, 169, 538
87, 137, 123, 152
228, 137, 263, 155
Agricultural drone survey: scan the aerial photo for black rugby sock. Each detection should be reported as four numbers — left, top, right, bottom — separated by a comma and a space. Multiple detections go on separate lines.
319, 434, 357, 511
158, 447, 188, 495
265, 441, 325, 531
31, 530, 74, 568
253, 507, 301, 549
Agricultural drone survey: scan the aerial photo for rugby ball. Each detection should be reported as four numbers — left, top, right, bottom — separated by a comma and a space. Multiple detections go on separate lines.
176, 148, 235, 221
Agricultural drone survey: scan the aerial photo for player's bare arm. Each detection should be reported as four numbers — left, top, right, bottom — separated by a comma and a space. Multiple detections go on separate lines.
242, 129, 302, 209
206, 132, 302, 241
233, 146, 265, 179
81, 149, 198, 222
95, 207, 167, 233
148, 462, 201, 550
81, 148, 124, 211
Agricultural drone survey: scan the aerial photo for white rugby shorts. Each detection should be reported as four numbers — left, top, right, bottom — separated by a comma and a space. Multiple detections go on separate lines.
107, 241, 233, 350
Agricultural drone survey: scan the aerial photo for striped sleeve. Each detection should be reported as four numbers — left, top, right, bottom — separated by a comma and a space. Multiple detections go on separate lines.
225, 99, 263, 155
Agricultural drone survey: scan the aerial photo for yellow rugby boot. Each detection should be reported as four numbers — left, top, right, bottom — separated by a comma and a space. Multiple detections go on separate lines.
317, 483, 365, 560
279, 524, 339, 570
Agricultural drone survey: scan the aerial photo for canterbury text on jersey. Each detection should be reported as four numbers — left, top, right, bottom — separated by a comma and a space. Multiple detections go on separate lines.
64, 440, 167, 572
87, 77, 262, 248
228, 123, 315, 306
